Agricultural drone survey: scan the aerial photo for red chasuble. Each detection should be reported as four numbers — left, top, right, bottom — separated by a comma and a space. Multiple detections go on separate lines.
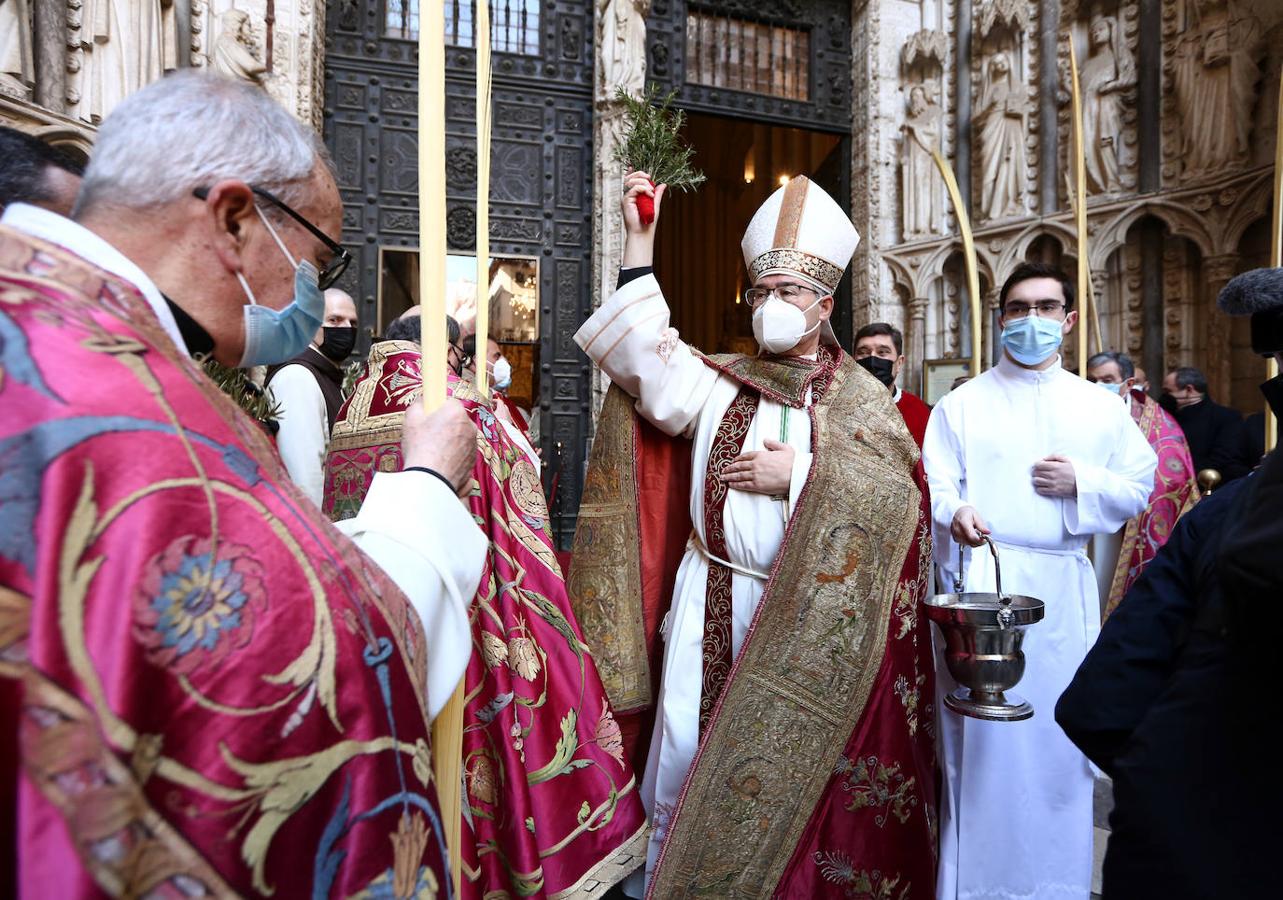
569, 348, 939, 899
323, 341, 647, 898
895, 389, 932, 449
0, 228, 449, 896
1104, 391, 1198, 617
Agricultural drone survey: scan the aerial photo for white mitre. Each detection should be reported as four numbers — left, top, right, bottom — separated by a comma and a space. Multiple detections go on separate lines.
740, 175, 860, 296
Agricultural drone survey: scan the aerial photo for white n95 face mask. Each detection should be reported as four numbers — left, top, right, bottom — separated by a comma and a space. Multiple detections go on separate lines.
752, 295, 821, 355
492, 356, 512, 390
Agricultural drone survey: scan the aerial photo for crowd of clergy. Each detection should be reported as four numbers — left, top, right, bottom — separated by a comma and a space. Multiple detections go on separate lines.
1, 71, 1279, 900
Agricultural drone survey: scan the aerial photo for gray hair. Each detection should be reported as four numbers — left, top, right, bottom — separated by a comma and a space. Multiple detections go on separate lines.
76, 71, 329, 217
1087, 350, 1134, 380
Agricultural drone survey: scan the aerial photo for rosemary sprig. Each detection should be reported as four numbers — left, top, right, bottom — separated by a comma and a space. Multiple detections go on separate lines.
612, 85, 706, 192
202, 357, 281, 429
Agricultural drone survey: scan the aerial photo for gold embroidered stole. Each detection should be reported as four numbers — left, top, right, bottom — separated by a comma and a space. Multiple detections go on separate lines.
650, 354, 922, 898
567, 385, 655, 712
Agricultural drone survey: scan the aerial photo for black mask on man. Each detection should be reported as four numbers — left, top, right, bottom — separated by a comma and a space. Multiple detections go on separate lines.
856, 355, 896, 389
319, 326, 356, 362
1157, 392, 1179, 415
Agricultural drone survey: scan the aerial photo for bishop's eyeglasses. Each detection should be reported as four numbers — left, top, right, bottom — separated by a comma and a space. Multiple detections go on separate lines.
744, 283, 819, 308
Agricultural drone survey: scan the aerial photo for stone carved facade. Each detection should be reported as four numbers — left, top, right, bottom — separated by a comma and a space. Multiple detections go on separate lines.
865, 0, 1283, 413
212, 8, 267, 85
1076, 13, 1135, 194
1, 0, 326, 143
0, 0, 34, 100
1171, 0, 1264, 183
901, 84, 944, 238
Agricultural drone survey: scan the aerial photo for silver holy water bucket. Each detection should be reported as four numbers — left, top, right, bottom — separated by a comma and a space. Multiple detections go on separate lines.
925, 537, 1045, 722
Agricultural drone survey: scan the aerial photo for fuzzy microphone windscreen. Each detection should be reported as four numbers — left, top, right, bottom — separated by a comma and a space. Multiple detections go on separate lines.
1218, 267, 1283, 315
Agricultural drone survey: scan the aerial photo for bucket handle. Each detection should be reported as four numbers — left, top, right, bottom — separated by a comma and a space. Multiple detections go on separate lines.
955, 536, 1012, 613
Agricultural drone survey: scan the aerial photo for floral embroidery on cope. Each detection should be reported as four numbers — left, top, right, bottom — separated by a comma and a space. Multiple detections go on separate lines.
813, 851, 910, 900
595, 699, 625, 768
835, 754, 917, 827
893, 673, 927, 737
133, 536, 266, 675
656, 327, 680, 362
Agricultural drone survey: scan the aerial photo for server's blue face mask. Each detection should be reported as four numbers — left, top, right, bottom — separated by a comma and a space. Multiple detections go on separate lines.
1000, 314, 1065, 366
236, 207, 324, 367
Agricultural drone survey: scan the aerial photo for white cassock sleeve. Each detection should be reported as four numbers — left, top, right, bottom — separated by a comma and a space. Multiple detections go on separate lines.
336, 471, 486, 721
574, 273, 719, 437
268, 364, 329, 506
922, 398, 969, 531
1063, 403, 1158, 536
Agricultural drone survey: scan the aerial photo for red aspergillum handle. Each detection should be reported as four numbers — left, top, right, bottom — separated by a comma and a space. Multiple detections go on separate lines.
636, 179, 656, 226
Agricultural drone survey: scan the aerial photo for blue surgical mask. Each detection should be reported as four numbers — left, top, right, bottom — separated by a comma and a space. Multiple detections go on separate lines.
1000, 315, 1064, 366
1095, 380, 1125, 396
236, 208, 325, 367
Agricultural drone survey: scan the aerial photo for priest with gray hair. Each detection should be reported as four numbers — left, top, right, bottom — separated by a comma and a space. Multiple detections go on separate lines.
0, 71, 482, 895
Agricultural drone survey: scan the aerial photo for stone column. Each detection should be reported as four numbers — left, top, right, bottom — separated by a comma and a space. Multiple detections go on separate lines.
590, 0, 648, 419
32, 0, 64, 111
906, 296, 930, 395
1089, 269, 1109, 357
1203, 254, 1238, 401
982, 288, 1000, 370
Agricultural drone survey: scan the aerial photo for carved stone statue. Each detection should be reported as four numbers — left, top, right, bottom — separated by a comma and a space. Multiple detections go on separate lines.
0, 0, 34, 99
1173, 0, 1263, 181
975, 51, 1029, 220
78, 0, 179, 123
213, 9, 266, 86
1078, 14, 1135, 194
600, 0, 647, 100
901, 85, 944, 238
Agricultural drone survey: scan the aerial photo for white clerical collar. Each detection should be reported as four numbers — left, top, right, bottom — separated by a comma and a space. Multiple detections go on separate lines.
891, 385, 903, 403
994, 350, 1065, 383
1, 203, 187, 354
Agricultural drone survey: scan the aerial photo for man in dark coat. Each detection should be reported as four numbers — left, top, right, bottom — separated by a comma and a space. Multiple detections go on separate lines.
1160, 366, 1251, 482
1058, 267, 1283, 900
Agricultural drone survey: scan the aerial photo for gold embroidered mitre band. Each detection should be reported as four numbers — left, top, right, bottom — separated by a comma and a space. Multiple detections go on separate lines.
741, 174, 860, 294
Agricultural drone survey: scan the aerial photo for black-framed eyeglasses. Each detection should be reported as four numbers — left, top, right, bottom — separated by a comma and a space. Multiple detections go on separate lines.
744, 283, 819, 308
193, 184, 352, 289
1002, 300, 1066, 319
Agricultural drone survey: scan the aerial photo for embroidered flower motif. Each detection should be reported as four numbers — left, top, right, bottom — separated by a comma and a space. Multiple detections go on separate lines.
652, 801, 677, 844
134, 537, 265, 675
467, 755, 497, 806
812, 851, 908, 899
507, 635, 541, 681
656, 327, 681, 362
390, 811, 430, 898
893, 673, 927, 736
481, 631, 509, 668
838, 754, 917, 828
594, 699, 625, 768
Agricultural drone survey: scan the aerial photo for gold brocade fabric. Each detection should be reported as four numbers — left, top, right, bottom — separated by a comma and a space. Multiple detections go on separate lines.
566, 385, 652, 713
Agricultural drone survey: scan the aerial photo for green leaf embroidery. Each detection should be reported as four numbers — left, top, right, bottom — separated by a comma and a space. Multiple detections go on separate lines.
526, 709, 577, 785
